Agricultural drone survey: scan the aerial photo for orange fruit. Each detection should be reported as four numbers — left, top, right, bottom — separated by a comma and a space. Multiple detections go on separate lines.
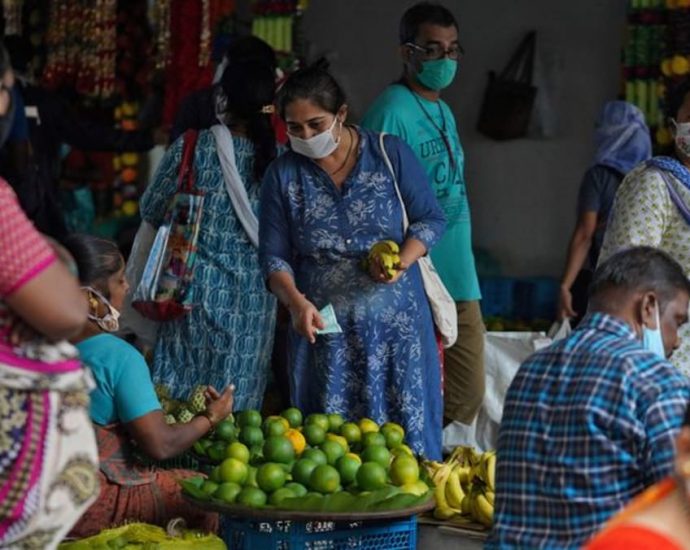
309, 464, 341, 494
340, 422, 362, 445
285, 428, 306, 455
281, 407, 303, 428
263, 436, 295, 464
360, 445, 391, 469
256, 463, 287, 493
219, 458, 248, 484
356, 462, 387, 491
389, 455, 419, 486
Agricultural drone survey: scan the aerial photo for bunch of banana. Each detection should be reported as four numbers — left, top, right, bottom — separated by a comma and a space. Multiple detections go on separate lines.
423, 445, 497, 528
362, 240, 402, 279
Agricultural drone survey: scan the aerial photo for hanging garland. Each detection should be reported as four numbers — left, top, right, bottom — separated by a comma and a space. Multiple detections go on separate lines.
42, 0, 117, 99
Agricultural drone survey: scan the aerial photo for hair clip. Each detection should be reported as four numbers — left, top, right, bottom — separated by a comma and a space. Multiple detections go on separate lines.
259, 104, 275, 115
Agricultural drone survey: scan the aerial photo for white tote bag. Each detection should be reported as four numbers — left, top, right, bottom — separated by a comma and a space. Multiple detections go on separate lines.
379, 133, 458, 348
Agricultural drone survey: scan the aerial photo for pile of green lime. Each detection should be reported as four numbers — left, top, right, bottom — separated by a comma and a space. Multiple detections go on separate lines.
181, 408, 432, 512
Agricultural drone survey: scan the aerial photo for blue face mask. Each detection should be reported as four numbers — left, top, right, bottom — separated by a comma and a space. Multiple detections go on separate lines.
642, 305, 666, 359
416, 58, 458, 91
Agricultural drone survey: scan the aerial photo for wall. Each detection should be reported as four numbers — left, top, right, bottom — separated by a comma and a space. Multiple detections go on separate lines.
300, 0, 628, 276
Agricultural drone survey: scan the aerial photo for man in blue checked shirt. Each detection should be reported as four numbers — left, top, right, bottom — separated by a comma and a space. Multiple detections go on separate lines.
487, 246, 690, 549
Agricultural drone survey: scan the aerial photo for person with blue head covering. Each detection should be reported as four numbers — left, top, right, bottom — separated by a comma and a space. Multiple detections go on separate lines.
558, 100, 651, 323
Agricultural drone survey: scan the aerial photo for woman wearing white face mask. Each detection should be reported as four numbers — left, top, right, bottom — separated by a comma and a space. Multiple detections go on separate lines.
600, 79, 690, 376
63, 234, 233, 538
259, 63, 447, 459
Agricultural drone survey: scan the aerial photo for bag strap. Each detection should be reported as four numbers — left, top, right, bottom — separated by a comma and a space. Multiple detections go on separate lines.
177, 129, 199, 193
499, 31, 536, 84
379, 133, 410, 233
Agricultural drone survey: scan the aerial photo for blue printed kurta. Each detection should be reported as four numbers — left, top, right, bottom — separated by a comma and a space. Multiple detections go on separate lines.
259, 129, 446, 459
140, 131, 276, 409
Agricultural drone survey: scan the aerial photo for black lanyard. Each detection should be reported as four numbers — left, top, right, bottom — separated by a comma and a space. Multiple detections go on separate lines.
407, 86, 457, 174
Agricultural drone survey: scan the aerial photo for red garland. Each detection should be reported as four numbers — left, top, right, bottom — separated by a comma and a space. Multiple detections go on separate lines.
161, 0, 213, 128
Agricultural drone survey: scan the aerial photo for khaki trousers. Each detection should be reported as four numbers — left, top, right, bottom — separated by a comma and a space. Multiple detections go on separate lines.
443, 300, 485, 424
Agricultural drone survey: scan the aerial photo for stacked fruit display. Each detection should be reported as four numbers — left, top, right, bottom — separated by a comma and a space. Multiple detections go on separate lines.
424, 446, 496, 528
180, 408, 433, 513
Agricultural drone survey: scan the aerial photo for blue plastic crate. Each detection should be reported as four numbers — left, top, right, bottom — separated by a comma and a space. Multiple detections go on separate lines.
479, 277, 516, 318
221, 515, 417, 549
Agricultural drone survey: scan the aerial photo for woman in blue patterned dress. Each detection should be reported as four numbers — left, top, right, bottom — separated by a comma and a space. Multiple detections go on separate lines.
140, 62, 277, 409
259, 66, 446, 459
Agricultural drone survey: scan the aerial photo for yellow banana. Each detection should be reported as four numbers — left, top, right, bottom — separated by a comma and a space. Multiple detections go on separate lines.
484, 490, 495, 506
381, 240, 400, 254
445, 467, 465, 509
456, 464, 471, 487
473, 492, 494, 527
432, 464, 461, 520
484, 452, 496, 491
461, 494, 472, 515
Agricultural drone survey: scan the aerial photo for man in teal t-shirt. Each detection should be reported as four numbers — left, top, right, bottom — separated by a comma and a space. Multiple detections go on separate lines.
362, 1, 484, 426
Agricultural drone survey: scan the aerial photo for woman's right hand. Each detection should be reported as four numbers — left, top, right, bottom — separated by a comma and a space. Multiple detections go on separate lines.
204, 385, 235, 425
557, 285, 577, 321
289, 297, 324, 344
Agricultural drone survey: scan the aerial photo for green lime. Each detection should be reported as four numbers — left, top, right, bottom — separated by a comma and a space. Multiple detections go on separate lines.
302, 448, 327, 466
239, 426, 264, 447
237, 486, 267, 508
339, 422, 362, 446
292, 458, 318, 486
263, 418, 288, 438
389, 455, 420, 486
336, 455, 361, 485
305, 413, 330, 432
309, 464, 341, 494
382, 428, 404, 449
207, 441, 227, 462
303, 424, 326, 446
319, 440, 346, 465
225, 441, 250, 463
361, 432, 386, 448
237, 410, 263, 428
269, 486, 297, 506
327, 413, 345, 433
281, 407, 303, 428
360, 445, 391, 469
201, 480, 219, 496
263, 436, 295, 464
356, 462, 387, 491
219, 458, 248, 484
215, 420, 237, 442
213, 482, 242, 503
209, 466, 221, 483
256, 462, 288, 493
285, 482, 308, 497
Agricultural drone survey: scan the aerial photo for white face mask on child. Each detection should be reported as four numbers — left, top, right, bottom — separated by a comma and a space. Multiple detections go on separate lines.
83, 287, 120, 332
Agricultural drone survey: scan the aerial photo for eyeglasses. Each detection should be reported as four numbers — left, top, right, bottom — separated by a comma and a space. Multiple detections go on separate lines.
406, 42, 465, 61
